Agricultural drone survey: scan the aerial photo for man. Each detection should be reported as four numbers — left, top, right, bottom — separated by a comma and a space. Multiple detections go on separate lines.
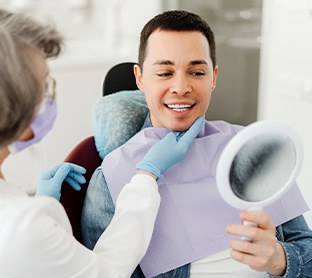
82, 10, 312, 278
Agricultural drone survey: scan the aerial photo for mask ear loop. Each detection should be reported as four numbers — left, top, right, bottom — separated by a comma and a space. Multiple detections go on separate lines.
50, 77, 56, 100
45, 76, 57, 102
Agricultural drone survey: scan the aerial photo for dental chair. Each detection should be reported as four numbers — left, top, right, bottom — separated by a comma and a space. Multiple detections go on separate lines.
60, 62, 138, 243
102, 62, 138, 96
60, 137, 102, 242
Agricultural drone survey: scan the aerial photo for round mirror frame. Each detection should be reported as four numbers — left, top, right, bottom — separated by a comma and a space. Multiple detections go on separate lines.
216, 120, 303, 210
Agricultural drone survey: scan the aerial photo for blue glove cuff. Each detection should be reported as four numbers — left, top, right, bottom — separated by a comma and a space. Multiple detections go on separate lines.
36, 187, 61, 201
136, 161, 162, 178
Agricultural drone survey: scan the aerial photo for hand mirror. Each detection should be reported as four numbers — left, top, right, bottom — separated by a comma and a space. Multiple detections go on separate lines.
216, 120, 303, 212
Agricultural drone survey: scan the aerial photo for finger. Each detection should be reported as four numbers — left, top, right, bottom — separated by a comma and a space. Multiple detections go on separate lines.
52, 164, 71, 184
231, 248, 256, 267
177, 117, 204, 145
160, 132, 177, 143
226, 224, 261, 241
64, 177, 82, 191
65, 163, 86, 174
240, 211, 275, 230
231, 247, 275, 272
230, 239, 256, 256
41, 163, 62, 179
67, 172, 86, 184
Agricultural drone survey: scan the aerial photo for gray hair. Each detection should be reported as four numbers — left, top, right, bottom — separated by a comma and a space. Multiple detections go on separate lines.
0, 9, 63, 148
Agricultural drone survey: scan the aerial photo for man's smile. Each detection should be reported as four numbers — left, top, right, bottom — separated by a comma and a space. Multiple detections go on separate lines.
165, 103, 195, 112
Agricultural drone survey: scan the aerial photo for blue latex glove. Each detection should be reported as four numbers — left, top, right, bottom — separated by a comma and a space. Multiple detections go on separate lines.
136, 117, 205, 178
36, 163, 86, 200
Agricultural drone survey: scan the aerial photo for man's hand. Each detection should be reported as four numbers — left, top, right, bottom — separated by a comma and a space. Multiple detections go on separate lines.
36, 163, 86, 201
226, 210, 287, 276
136, 117, 205, 178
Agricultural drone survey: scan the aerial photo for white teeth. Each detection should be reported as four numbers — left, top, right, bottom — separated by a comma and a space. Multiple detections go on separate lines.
167, 104, 192, 112
167, 104, 191, 109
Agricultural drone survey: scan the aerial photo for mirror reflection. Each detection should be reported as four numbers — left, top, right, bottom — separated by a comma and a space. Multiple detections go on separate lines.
229, 133, 296, 202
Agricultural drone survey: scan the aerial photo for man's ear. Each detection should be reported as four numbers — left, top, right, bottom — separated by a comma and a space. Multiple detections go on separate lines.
133, 64, 144, 92
212, 65, 219, 91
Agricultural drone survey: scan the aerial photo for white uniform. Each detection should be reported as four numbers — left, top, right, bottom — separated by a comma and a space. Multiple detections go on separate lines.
0, 174, 160, 278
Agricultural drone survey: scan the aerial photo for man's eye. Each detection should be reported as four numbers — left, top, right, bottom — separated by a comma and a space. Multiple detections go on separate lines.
190, 71, 205, 77
157, 72, 173, 77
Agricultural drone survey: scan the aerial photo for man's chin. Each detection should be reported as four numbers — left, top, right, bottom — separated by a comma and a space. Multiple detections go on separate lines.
151, 116, 198, 131
166, 122, 194, 132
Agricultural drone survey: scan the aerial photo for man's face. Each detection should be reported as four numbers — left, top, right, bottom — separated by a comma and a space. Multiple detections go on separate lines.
134, 30, 218, 131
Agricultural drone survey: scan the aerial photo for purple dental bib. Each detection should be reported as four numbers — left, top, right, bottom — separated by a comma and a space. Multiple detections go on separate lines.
101, 121, 309, 278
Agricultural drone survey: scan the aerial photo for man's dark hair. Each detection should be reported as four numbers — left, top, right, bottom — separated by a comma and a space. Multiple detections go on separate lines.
138, 10, 216, 69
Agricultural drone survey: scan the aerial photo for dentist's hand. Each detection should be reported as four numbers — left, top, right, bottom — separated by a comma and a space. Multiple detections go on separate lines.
36, 163, 86, 200
136, 117, 205, 178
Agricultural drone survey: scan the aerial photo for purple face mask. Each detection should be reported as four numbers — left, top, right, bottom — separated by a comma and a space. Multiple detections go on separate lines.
8, 98, 57, 154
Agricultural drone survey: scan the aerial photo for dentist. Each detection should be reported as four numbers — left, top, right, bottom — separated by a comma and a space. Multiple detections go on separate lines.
0, 9, 204, 278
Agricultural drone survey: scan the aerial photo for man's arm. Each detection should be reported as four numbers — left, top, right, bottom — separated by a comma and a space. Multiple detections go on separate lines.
81, 167, 116, 250
274, 215, 312, 278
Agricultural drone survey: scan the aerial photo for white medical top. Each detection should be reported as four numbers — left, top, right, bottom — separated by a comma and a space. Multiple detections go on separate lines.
0, 174, 160, 278
190, 249, 268, 277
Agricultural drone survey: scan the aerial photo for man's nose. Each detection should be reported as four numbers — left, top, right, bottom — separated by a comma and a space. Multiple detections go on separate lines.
169, 75, 192, 95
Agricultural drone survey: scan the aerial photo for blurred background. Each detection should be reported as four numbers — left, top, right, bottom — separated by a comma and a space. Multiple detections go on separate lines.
1, 0, 312, 224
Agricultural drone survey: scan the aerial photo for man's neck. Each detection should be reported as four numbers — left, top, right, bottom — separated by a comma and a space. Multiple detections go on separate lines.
141, 114, 153, 130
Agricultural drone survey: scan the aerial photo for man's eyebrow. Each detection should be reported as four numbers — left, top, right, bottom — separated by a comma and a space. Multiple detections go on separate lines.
189, 60, 208, 66
153, 60, 174, 66
152, 60, 208, 66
